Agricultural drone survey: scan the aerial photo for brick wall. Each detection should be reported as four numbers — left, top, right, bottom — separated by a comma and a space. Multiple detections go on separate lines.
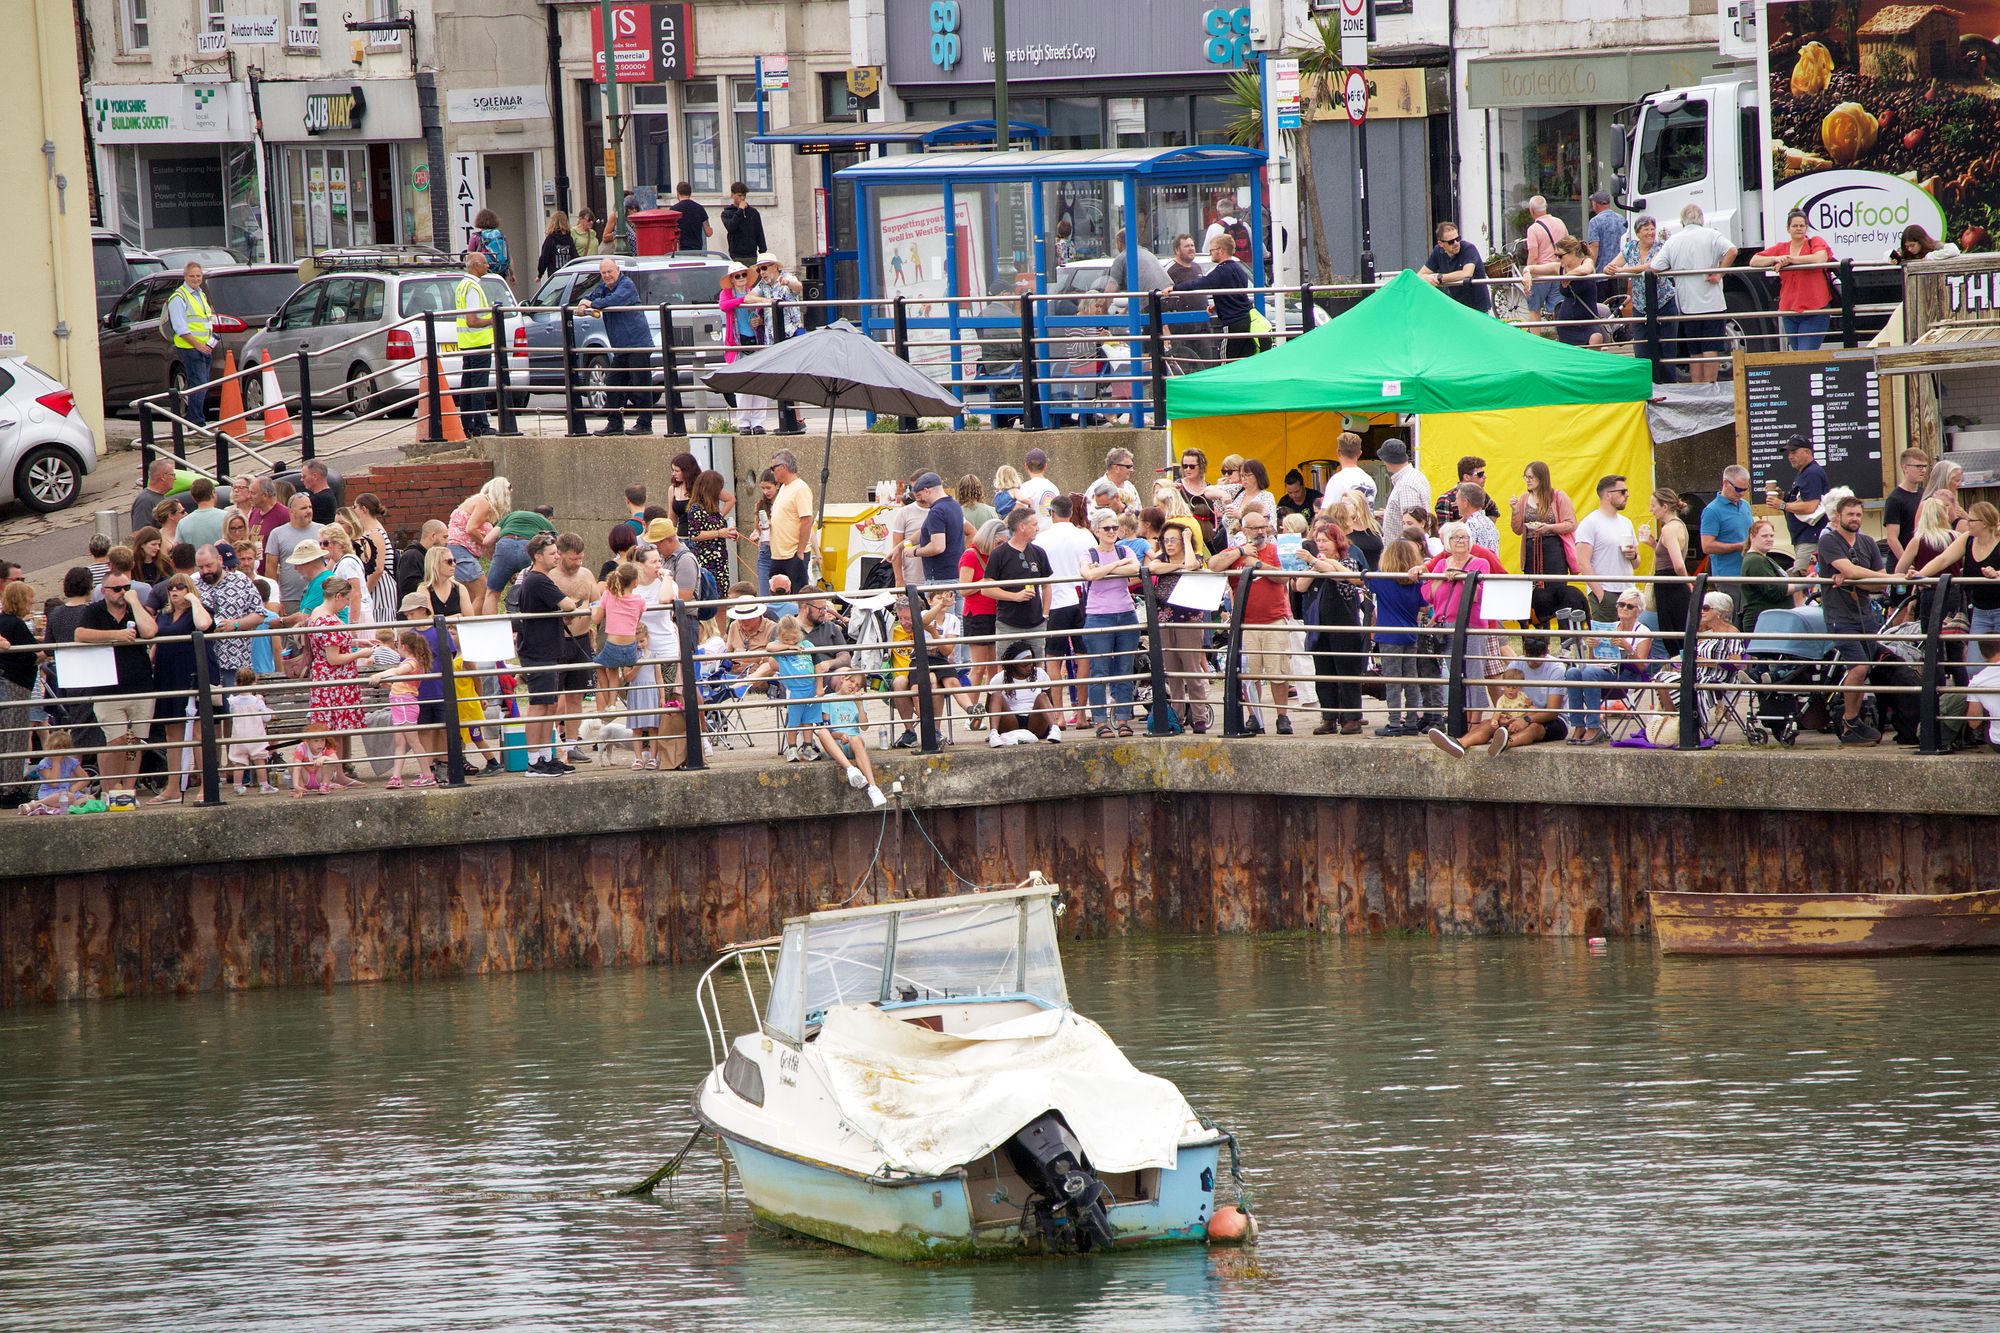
349, 459, 494, 542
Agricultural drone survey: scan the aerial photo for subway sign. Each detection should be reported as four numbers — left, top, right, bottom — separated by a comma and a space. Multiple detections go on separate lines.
304, 86, 368, 135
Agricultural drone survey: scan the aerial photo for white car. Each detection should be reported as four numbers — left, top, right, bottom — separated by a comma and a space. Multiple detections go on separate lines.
0, 358, 97, 513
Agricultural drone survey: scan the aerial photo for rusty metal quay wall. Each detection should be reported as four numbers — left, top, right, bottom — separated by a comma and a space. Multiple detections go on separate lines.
3, 741, 1992, 1006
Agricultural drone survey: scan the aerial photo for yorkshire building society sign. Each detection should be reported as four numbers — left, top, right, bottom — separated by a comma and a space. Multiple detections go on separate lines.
89, 82, 249, 143
445, 86, 552, 123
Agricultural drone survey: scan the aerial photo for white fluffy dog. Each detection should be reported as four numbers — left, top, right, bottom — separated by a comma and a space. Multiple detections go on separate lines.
576, 716, 637, 761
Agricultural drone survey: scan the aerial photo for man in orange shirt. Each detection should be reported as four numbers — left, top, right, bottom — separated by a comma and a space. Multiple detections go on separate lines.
768, 448, 816, 591
1523, 195, 1570, 319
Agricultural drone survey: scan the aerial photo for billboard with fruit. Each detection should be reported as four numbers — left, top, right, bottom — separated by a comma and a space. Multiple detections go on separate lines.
1769, 0, 2000, 256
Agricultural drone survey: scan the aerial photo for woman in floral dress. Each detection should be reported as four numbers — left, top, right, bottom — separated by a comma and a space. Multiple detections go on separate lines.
304, 578, 369, 781
683, 468, 738, 589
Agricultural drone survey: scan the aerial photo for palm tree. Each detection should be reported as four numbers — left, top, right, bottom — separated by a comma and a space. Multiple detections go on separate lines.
1217, 26, 1339, 283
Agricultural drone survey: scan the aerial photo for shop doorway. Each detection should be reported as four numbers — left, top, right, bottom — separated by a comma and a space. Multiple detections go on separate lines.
483, 152, 536, 295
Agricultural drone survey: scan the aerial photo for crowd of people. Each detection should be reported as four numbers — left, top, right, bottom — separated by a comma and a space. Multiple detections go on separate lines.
3, 434, 1995, 814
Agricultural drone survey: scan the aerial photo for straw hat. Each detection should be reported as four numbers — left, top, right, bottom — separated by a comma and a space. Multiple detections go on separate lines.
725, 260, 752, 279
285, 539, 327, 566
755, 251, 781, 268
727, 603, 768, 623
644, 517, 678, 543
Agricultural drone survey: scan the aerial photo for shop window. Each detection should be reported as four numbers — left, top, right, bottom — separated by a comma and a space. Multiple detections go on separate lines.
1193, 94, 1231, 144
1147, 97, 1192, 148
120, 0, 149, 52
683, 80, 721, 196
821, 71, 878, 121
1497, 107, 1585, 240
1044, 98, 1102, 151
732, 77, 771, 193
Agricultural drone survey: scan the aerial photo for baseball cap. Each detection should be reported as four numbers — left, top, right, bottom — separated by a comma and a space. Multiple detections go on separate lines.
1377, 440, 1410, 465
1590, 190, 1612, 205
1025, 448, 1049, 469
913, 471, 944, 492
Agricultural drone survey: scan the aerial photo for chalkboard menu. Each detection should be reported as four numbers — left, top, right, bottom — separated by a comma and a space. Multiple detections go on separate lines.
1735, 351, 1885, 501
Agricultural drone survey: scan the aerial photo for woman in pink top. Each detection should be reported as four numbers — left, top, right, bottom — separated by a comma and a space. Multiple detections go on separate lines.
1751, 208, 1836, 351
592, 561, 647, 702
1424, 521, 1502, 716
445, 475, 510, 616
1078, 506, 1142, 737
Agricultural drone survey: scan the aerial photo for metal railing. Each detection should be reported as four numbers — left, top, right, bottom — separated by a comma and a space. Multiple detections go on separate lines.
4, 561, 1994, 812
124, 255, 1908, 486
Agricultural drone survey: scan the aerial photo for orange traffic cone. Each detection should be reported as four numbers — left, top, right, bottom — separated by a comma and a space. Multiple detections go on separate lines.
422, 357, 467, 444
215, 349, 248, 442
258, 350, 294, 443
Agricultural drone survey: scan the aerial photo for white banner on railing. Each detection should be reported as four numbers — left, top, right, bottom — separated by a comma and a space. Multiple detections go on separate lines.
55, 645, 118, 690
1166, 573, 1228, 613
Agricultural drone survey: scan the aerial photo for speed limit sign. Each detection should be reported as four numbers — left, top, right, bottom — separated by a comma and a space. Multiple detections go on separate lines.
1344, 69, 1368, 124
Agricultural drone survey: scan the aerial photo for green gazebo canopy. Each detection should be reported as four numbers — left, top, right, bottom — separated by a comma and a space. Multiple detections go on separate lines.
1165, 269, 1654, 419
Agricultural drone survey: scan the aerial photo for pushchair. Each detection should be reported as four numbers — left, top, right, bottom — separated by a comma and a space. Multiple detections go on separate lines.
694, 638, 755, 752
1742, 604, 1839, 745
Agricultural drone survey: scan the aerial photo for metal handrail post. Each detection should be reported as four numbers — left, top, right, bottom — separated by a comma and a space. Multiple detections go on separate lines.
1643, 272, 1666, 384
295, 351, 316, 463
907, 584, 941, 753
674, 601, 706, 770
170, 379, 187, 460
659, 303, 687, 436
139, 402, 157, 479
1221, 565, 1253, 738
1676, 573, 1710, 749
893, 295, 918, 433
559, 307, 585, 436
189, 630, 223, 807
421, 312, 445, 443
1443, 570, 1482, 735
433, 614, 467, 785
1838, 259, 1858, 349
1147, 290, 1168, 428
492, 304, 520, 436
1140, 568, 1175, 736
213, 408, 231, 479
1919, 573, 1953, 755
1016, 296, 1048, 430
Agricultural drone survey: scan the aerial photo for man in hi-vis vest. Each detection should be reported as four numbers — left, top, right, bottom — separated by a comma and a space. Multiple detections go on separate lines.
454, 250, 495, 436
166, 263, 220, 425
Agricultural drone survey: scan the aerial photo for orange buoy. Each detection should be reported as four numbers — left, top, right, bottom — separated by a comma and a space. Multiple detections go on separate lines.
1207, 1205, 1255, 1244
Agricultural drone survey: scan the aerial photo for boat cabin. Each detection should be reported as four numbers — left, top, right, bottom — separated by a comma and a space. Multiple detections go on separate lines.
761, 884, 1069, 1045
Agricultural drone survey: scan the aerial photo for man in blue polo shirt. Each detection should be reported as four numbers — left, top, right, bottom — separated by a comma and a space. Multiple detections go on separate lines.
1768, 436, 1830, 551
574, 256, 655, 436
1700, 465, 1753, 601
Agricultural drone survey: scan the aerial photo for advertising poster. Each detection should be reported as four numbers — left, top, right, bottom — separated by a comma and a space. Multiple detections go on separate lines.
878, 194, 985, 367
1768, 0, 1999, 256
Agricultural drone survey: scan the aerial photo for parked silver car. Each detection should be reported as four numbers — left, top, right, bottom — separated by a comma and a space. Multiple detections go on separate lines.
0, 357, 97, 513
240, 264, 514, 416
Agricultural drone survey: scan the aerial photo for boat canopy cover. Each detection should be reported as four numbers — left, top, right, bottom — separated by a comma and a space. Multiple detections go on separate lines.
811, 1005, 1198, 1176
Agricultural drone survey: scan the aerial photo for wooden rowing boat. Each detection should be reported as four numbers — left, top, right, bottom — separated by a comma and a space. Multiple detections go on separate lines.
1647, 890, 2000, 957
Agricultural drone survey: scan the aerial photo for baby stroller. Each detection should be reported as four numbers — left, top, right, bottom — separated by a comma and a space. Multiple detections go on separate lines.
694, 638, 755, 751
1742, 604, 1839, 745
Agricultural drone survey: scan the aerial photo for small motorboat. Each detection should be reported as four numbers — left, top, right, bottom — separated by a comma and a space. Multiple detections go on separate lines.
693, 877, 1248, 1261
1649, 889, 2000, 957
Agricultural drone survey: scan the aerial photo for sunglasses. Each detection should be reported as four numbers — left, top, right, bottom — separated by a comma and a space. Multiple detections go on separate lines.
103, 583, 131, 592
1181, 462, 1202, 471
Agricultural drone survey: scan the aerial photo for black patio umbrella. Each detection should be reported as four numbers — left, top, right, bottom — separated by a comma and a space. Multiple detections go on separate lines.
701, 320, 965, 503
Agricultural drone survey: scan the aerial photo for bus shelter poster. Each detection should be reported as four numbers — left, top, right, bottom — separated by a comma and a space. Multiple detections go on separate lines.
878, 195, 985, 366
1769, 0, 2000, 254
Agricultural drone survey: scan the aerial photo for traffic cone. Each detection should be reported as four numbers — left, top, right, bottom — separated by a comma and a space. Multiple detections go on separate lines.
418, 357, 467, 444
215, 349, 248, 442
258, 350, 294, 443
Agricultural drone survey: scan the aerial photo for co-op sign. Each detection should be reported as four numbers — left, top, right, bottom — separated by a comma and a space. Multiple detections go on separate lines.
1772, 170, 1945, 264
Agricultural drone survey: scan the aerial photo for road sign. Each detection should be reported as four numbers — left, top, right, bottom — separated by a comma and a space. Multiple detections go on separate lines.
846, 66, 880, 100
1272, 57, 1302, 132
761, 55, 790, 91
1344, 69, 1368, 125
1339, 0, 1368, 67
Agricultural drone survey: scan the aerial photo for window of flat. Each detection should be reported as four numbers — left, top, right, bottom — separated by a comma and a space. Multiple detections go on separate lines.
683, 80, 721, 195
732, 77, 771, 193
121, 0, 149, 52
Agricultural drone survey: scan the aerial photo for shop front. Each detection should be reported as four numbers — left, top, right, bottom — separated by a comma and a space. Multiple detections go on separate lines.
882, 0, 1241, 153
1466, 47, 1725, 248
258, 79, 436, 260
90, 81, 262, 259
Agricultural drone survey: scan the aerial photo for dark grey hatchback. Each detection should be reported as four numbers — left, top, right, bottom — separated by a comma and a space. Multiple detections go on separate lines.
511, 256, 730, 409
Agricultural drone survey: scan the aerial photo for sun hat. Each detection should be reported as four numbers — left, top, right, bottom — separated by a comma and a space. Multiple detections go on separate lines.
285, 539, 326, 565
727, 603, 768, 622
755, 251, 781, 268
644, 517, 678, 543
1377, 440, 1410, 466
725, 260, 752, 279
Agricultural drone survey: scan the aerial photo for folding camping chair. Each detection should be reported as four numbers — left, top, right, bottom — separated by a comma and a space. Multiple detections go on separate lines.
694, 639, 755, 752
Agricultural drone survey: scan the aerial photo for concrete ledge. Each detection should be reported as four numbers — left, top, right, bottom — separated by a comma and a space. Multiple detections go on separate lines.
3, 736, 1986, 880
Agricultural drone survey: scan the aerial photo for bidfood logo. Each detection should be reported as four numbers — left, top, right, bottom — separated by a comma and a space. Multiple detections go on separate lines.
1773, 170, 1945, 263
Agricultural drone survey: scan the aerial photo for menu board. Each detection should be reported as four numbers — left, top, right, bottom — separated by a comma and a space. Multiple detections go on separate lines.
1734, 351, 1885, 501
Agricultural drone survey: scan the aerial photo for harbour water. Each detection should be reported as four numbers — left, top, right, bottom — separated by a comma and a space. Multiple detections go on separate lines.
4, 935, 1999, 1330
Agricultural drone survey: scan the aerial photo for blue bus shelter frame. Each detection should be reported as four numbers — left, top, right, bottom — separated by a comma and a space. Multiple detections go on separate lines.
835, 145, 1268, 430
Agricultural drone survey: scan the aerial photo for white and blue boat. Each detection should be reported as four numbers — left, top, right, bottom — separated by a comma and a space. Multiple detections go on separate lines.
694, 878, 1247, 1262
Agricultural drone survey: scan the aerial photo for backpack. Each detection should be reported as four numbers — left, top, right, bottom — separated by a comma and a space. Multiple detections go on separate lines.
673, 548, 721, 620
472, 227, 510, 277
1224, 216, 1252, 255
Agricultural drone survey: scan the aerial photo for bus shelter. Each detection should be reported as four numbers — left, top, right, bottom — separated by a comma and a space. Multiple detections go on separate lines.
834, 145, 1267, 428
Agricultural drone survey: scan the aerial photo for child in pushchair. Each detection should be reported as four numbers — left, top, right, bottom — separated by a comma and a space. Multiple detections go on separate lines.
1742, 603, 1841, 744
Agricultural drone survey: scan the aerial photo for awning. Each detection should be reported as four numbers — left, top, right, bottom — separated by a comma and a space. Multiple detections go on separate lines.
1867, 323, 2000, 376
750, 118, 1048, 153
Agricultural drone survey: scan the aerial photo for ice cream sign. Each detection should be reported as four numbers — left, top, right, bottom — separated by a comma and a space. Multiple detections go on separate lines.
1769, 169, 1946, 264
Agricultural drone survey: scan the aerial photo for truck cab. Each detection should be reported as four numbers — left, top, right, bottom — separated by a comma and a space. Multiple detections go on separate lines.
1617, 77, 1764, 253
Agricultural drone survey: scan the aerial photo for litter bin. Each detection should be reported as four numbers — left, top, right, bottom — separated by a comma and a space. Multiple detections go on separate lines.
630, 208, 684, 257
817, 502, 892, 592
94, 509, 122, 544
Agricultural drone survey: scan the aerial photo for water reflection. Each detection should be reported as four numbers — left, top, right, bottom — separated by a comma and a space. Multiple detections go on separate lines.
3, 938, 1998, 1329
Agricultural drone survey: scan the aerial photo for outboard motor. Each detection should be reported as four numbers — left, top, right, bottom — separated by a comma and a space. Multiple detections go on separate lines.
1003, 1112, 1114, 1253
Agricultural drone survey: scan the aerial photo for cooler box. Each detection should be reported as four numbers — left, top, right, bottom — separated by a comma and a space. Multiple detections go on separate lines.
817, 502, 892, 591
630, 208, 683, 256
